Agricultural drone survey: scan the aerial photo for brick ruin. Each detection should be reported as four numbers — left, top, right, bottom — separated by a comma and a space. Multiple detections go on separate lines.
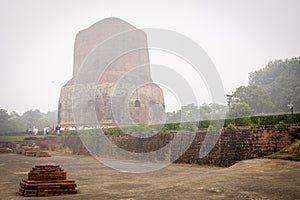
55, 125, 292, 167
0, 137, 62, 157
58, 17, 165, 129
16, 141, 51, 157
177, 126, 292, 166
19, 164, 77, 197
0, 126, 294, 167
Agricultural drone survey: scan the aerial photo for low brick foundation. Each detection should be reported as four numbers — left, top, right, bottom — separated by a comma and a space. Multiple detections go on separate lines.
19, 164, 77, 197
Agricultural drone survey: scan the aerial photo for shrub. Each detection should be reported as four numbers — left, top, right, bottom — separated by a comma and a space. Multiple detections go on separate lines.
64, 113, 300, 136
226, 123, 237, 131
180, 122, 198, 131
198, 120, 210, 129
234, 116, 251, 126
249, 123, 258, 130
162, 122, 181, 131
224, 118, 234, 127
103, 127, 123, 135
276, 121, 288, 130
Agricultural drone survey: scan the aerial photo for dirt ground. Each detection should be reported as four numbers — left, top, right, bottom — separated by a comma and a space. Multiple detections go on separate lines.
0, 153, 299, 200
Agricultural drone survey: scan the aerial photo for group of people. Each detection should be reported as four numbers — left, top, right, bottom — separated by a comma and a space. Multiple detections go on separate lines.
26, 125, 61, 135
43, 125, 61, 135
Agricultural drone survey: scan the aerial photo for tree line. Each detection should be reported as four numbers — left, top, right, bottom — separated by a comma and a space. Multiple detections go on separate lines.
1, 57, 299, 132
0, 109, 57, 133
167, 57, 300, 120
227, 57, 299, 117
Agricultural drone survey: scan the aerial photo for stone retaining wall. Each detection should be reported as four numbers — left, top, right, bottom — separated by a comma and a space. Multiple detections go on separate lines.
56, 125, 291, 167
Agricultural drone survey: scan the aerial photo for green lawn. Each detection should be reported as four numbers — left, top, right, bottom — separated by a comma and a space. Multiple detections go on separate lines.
0, 135, 45, 142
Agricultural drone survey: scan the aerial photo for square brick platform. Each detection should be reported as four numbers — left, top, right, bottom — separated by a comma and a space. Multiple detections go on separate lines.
19, 164, 77, 197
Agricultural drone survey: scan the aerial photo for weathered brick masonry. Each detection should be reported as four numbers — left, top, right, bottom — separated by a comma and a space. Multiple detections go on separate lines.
19, 164, 77, 197
177, 126, 291, 166
56, 125, 292, 167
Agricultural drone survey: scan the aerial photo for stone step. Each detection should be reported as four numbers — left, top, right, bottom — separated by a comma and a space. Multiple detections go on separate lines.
28, 171, 66, 181
19, 188, 77, 197
21, 179, 75, 184
20, 181, 76, 189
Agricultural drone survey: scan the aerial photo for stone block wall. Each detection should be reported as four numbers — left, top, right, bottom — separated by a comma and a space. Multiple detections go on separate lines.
176, 126, 291, 166
56, 125, 292, 167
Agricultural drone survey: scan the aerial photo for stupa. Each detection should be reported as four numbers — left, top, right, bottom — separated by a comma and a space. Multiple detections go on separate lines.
58, 17, 165, 129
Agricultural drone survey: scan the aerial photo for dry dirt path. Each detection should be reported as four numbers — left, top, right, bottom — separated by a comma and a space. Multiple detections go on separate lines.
0, 153, 299, 200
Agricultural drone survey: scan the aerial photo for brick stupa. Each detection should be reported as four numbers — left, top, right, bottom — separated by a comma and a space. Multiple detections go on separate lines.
58, 17, 165, 129
19, 164, 77, 197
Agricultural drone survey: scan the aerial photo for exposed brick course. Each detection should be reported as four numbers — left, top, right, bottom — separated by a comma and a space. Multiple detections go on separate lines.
19, 164, 77, 197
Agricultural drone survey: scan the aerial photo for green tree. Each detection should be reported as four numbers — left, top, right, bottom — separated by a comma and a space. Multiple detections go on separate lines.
249, 57, 300, 112
43, 111, 58, 126
21, 109, 45, 130
166, 111, 180, 123
231, 85, 274, 114
228, 102, 253, 118
181, 104, 200, 122
199, 103, 212, 120
0, 109, 11, 132
0, 109, 58, 133
209, 103, 227, 119
8, 111, 25, 132
166, 103, 227, 123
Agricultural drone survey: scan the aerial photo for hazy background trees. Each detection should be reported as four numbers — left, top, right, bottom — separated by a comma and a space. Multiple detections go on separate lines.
249, 57, 300, 112
169, 57, 299, 120
228, 85, 274, 115
0, 109, 57, 133
227, 57, 299, 117
0, 57, 299, 132
166, 103, 227, 123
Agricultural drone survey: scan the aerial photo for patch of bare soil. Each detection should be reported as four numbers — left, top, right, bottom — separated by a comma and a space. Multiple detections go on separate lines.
0, 153, 299, 200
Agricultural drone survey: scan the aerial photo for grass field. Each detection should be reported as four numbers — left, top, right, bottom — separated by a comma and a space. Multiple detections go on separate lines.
0, 135, 45, 142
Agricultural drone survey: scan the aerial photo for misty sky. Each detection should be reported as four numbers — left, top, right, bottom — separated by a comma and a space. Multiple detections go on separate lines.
0, 0, 300, 114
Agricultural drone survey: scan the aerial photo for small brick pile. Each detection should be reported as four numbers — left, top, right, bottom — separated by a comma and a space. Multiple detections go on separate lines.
17, 147, 51, 157
0, 142, 14, 153
19, 164, 77, 197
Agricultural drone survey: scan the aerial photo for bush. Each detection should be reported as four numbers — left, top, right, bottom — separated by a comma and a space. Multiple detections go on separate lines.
224, 118, 234, 127
103, 127, 123, 135
234, 116, 251, 126
255, 113, 300, 125
180, 122, 198, 131
162, 122, 180, 131
276, 121, 288, 130
288, 112, 300, 124
199, 112, 299, 129
249, 116, 261, 125
249, 123, 258, 129
62, 113, 300, 136
226, 123, 237, 131
198, 120, 210, 129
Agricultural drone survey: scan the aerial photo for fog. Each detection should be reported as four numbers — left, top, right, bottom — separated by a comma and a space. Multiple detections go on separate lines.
0, 0, 300, 114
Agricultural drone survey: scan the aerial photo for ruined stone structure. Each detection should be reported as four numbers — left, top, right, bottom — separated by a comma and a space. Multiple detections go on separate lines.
19, 164, 77, 197
53, 125, 292, 167
0, 126, 294, 167
58, 18, 165, 128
